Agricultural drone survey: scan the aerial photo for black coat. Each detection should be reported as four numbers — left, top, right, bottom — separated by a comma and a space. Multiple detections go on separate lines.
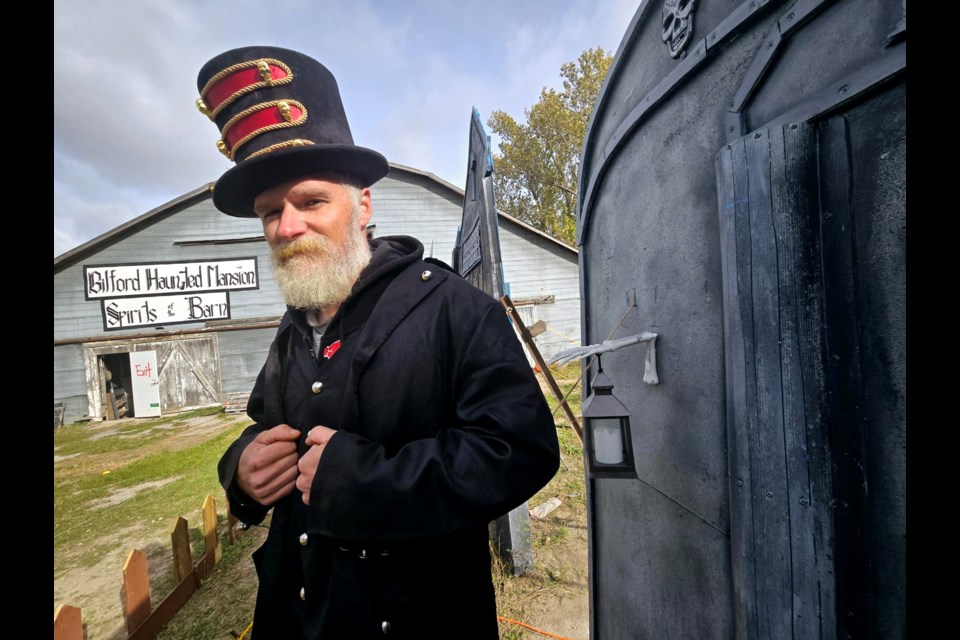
219, 237, 560, 639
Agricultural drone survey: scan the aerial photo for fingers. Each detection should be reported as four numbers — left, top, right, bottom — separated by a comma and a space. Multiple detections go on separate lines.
296, 459, 314, 505
305, 425, 337, 446
255, 464, 299, 506
240, 425, 335, 508
245, 440, 299, 473
254, 424, 301, 445
297, 476, 312, 505
254, 450, 300, 489
296, 443, 328, 505
237, 439, 299, 502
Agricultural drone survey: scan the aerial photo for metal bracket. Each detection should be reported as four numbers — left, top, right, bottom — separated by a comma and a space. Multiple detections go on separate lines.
725, 0, 835, 144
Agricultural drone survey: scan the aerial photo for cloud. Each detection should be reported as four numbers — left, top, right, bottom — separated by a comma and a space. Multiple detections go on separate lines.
53, 151, 164, 256
54, 0, 641, 256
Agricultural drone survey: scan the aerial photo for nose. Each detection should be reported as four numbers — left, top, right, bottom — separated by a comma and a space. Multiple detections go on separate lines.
275, 203, 307, 242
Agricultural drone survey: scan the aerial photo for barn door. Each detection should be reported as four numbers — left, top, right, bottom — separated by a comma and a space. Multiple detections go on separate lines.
151, 336, 222, 413
128, 350, 162, 417
716, 83, 906, 639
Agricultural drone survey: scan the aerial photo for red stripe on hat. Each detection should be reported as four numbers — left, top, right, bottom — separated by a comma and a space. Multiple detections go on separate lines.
205, 64, 288, 112
223, 103, 305, 153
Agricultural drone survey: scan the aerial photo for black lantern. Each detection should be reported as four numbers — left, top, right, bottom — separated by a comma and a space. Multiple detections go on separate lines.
582, 358, 636, 478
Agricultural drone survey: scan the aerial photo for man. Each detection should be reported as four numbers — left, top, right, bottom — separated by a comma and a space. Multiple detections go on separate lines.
196, 46, 560, 638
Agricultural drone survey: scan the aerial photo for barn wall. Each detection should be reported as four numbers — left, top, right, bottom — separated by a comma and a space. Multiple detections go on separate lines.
499, 225, 581, 358
54, 196, 282, 343
371, 170, 581, 359
218, 327, 278, 395
55, 167, 581, 423
54, 344, 89, 423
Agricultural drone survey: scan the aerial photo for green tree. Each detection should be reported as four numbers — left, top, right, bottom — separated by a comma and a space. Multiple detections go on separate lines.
487, 47, 612, 245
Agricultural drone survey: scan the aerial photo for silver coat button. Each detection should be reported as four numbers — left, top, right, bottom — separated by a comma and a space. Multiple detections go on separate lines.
300, 587, 306, 601
382, 621, 391, 634
420, 270, 433, 281
299, 532, 308, 546
311, 381, 323, 394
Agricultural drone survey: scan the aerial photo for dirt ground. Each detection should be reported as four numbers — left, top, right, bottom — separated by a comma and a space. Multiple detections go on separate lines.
54, 412, 253, 640
501, 483, 590, 640
54, 409, 589, 640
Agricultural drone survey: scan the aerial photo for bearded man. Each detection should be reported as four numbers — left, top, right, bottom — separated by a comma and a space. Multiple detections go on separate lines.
198, 46, 560, 639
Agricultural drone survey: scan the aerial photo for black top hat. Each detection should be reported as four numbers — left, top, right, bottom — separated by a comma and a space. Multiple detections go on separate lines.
196, 46, 389, 217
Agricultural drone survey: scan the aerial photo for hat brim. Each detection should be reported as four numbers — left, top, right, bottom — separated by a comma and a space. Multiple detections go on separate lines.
212, 144, 389, 217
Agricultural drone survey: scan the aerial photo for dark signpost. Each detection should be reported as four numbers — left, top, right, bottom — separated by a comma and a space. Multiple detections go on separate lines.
453, 108, 506, 299
577, 0, 906, 637
453, 108, 533, 575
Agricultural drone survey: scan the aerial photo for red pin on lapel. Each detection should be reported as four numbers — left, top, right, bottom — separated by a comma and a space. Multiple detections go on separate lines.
322, 340, 342, 359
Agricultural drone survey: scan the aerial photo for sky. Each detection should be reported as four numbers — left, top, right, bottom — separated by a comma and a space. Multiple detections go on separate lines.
54, 0, 643, 257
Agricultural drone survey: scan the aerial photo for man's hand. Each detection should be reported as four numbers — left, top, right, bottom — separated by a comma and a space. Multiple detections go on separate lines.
297, 426, 338, 505
236, 424, 301, 506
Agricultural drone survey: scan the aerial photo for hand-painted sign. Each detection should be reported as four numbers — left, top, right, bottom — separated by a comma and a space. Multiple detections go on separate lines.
84, 258, 258, 300
129, 351, 162, 417
101, 291, 231, 331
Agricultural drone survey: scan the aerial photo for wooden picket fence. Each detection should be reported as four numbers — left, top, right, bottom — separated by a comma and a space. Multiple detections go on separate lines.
54, 494, 243, 640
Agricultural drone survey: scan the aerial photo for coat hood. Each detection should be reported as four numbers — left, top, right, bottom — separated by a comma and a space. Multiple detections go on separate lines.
353, 235, 424, 294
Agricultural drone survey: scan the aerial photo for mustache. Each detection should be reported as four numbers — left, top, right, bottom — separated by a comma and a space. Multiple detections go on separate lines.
273, 236, 331, 262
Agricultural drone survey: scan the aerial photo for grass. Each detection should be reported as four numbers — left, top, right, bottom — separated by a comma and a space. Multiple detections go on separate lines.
488, 364, 589, 638
534, 524, 569, 548
493, 407, 588, 640
543, 362, 584, 430
55, 389, 588, 640
155, 523, 267, 639
53, 421, 247, 555
54, 405, 226, 457
54, 407, 257, 639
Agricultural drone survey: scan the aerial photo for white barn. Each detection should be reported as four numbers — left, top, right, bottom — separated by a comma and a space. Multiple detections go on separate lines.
53, 164, 580, 425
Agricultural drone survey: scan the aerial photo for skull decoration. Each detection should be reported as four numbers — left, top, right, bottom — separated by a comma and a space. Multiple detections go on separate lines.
661, 0, 696, 59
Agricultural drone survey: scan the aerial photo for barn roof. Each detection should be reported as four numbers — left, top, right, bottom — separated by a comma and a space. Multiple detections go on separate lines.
54, 164, 576, 272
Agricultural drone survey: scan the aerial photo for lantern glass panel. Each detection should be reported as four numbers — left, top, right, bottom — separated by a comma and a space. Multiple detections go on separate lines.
592, 418, 625, 464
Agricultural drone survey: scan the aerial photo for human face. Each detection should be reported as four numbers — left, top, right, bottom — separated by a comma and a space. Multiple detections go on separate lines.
253, 175, 372, 249
255, 175, 374, 310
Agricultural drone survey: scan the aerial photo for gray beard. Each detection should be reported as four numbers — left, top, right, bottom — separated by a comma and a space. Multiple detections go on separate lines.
270, 230, 372, 310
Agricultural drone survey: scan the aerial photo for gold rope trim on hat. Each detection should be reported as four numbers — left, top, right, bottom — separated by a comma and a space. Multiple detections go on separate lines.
198, 58, 294, 120
218, 100, 308, 160
246, 139, 315, 160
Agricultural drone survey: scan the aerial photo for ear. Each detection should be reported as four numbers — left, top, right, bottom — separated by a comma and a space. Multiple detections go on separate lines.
358, 187, 373, 229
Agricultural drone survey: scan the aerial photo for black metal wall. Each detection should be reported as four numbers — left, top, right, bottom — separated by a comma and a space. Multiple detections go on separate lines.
577, 1, 905, 638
